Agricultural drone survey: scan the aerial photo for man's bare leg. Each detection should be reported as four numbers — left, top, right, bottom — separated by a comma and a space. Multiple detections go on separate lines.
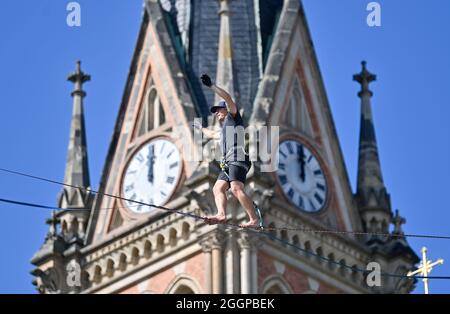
230, 181, 259, 228
204, 180, 229, 224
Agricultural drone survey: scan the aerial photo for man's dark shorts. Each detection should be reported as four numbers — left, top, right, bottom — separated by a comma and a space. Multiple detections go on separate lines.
217, 163, 250, 185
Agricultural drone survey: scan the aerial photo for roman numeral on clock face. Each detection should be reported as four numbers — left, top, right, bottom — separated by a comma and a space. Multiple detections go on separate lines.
127, 169, 137, 176
136, 199, 145, 212
316, 183, 325, 191
136, 153, 144, 163
287, 188, 294, 199
314, 192, 324, 205
314, 169, 322, 176
309, 199, 316, 212
286, 142, 294, 154
124, 183, 134, 192
298, 195, 304, 208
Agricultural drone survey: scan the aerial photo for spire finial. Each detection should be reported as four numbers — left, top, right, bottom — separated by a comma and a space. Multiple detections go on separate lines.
353, 60, 376, 97
218, 0, 231, 15
75, 60, 81, 72
392, 209, 406, 235
45, 211, 59, 241
68, 60, 90, 97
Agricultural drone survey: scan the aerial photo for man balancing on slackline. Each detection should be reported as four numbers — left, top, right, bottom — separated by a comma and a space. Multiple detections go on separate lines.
192, 73, 261, 229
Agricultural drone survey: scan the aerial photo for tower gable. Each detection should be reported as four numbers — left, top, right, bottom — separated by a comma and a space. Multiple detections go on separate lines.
86, 2, 200, 243
250, 0, 362, 232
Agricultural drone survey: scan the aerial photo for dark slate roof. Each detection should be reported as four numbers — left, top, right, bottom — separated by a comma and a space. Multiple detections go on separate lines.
259, 0, 284, 66
229, 0, 260, 117
161, 0, 283, 122
189, 0, 221, 118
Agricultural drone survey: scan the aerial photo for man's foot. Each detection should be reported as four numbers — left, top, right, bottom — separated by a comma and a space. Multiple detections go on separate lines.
239, 220, 260, 229
203, 214, 227, 225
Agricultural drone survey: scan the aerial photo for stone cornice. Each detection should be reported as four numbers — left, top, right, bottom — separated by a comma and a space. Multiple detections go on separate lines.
81, 195, 190, 256
269, 197, 373, 258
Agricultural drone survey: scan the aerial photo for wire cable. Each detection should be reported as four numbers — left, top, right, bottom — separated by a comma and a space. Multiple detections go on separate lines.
1, 166, 450, 241
1, 196, 449, 281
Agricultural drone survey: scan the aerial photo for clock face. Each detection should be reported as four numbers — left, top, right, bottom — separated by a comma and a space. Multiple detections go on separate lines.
122, 138, 181, 214
276, 139, 327, 212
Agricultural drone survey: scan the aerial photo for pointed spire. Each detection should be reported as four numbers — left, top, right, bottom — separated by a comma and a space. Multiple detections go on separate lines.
353, 61, 392, 236
58, 60, 92, 209
213, 0, 236, 127
353, 61, 390, 210
216, 0, 235, 100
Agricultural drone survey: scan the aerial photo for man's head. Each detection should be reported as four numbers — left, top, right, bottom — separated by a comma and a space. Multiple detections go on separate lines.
210, 100, 228, 122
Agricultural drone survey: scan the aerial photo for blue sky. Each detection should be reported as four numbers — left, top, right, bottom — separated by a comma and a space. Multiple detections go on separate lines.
0, 0, 448, 294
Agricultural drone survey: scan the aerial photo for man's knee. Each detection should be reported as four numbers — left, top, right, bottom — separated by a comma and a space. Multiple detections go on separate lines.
213, 181, 228, 195
230, 183, 244, 196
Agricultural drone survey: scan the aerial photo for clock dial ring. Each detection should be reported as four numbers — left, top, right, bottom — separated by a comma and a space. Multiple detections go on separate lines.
276, 138, 328, 213
120, 137, 182, 215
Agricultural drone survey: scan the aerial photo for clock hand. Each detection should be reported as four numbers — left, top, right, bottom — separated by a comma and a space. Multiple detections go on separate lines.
297, 144, 306, 182
147, 145, 155, 183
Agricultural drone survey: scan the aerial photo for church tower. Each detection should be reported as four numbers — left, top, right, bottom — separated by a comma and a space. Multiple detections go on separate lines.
31, 0, 418, 294
31, 61, 93, 293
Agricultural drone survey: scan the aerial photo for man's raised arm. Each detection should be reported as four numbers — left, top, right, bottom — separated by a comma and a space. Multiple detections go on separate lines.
200, 74, 237, 115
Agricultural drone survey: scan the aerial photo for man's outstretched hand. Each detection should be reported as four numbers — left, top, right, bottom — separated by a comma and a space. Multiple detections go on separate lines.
200, 74, 212, 87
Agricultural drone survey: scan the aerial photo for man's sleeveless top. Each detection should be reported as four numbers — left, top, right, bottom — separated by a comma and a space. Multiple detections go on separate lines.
220, 111, 251, 169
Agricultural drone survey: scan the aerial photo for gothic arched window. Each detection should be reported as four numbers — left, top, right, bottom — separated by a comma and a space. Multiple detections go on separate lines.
261, 275, 293, 294
137, 80, 166, 137
283, 77, 313, 137
173, 285, 195, 294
